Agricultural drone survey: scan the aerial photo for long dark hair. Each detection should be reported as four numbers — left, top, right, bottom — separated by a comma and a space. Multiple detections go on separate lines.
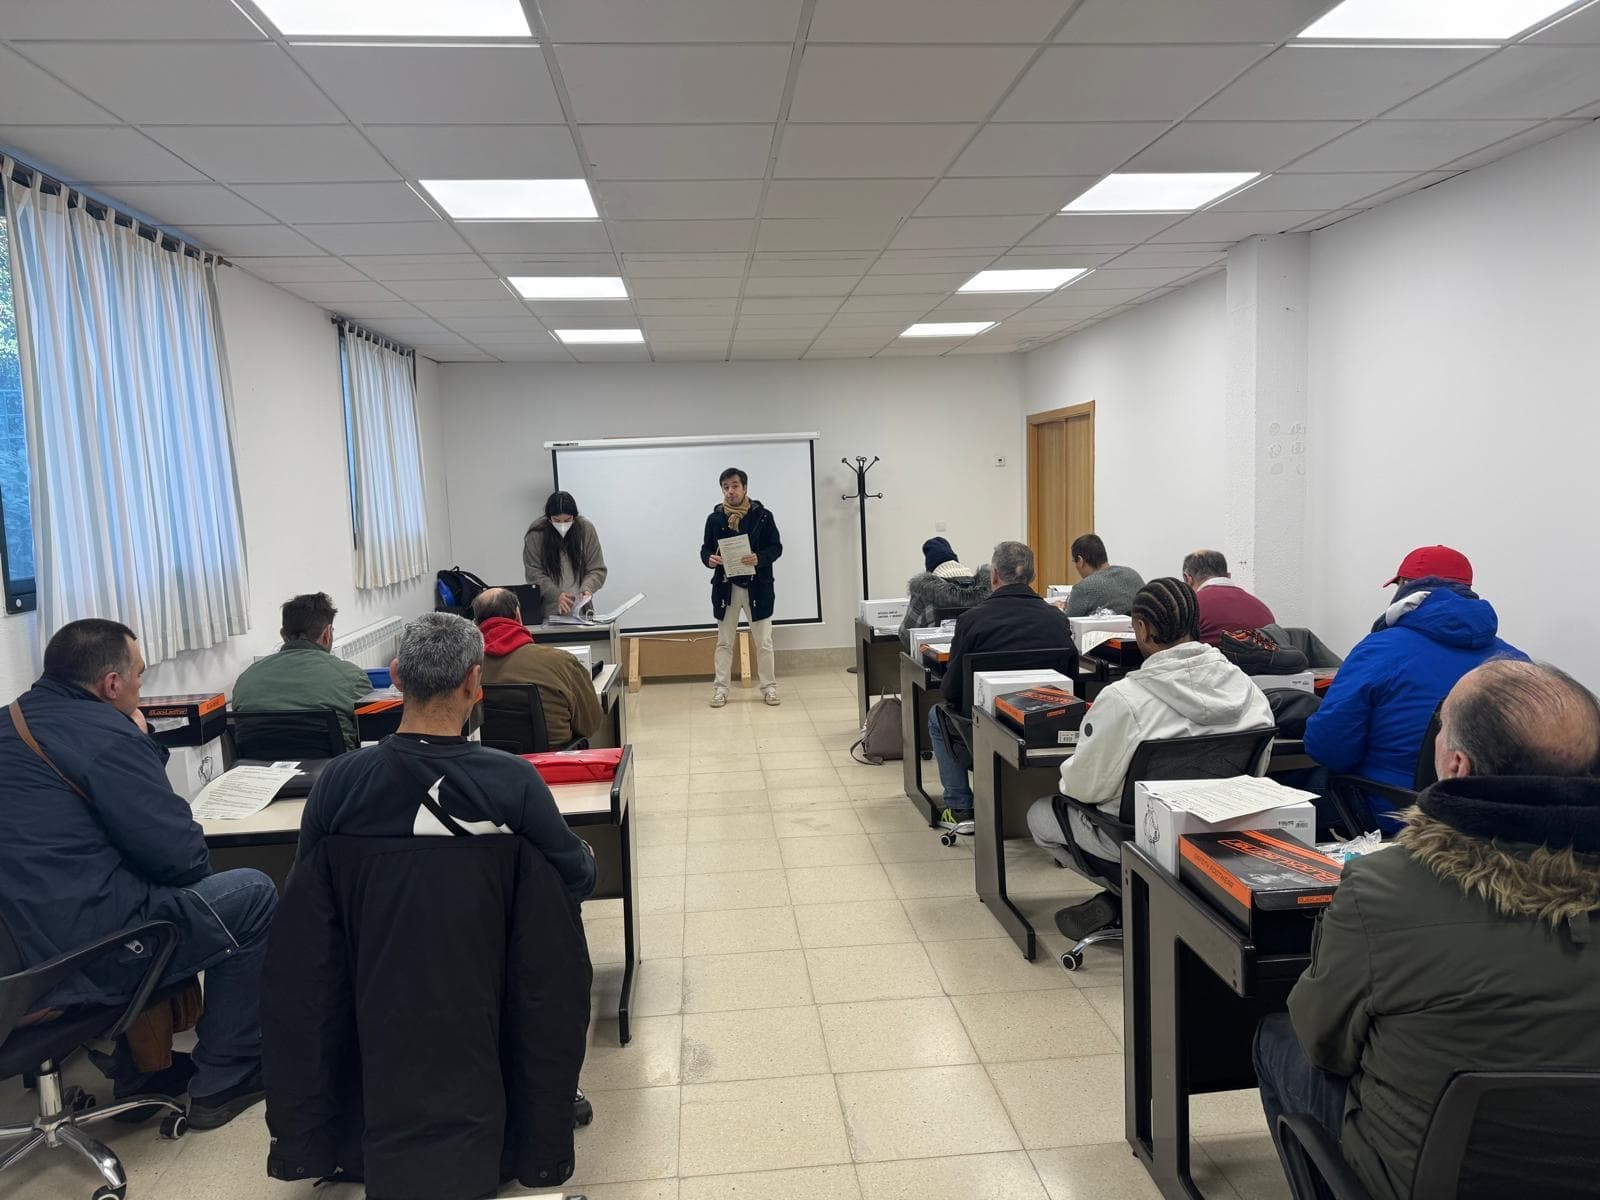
539, 491, 585, 582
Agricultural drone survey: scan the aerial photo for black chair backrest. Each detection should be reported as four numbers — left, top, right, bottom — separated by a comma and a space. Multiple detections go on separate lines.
230, 708, 346, 761
481, 684, 553, 755
960, 647, 1078, 718
1413, 1070, 1600, 1199
1412, 704, 1443, 790
1115, 727, 1278, 822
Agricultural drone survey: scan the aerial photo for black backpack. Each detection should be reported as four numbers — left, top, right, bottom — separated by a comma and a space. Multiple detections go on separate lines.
434, 567, 489, 617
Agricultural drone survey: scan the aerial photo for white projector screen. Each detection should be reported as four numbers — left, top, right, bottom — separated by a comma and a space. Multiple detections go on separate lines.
549, 434, 822, 633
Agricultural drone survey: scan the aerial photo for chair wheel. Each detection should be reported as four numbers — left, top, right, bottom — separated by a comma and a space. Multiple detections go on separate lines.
65, 1086, 96, 1114
1061, 950, 1084, 972
919, 750, 932, 760
160, 1113, 188, 1140
940, 832, 957, 846
92, 1187, 127, 1200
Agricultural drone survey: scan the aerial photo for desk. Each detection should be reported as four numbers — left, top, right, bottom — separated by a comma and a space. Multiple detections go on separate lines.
854, 619, 902, 728
200, 746, 642, 1045
590, 662, 626, 749
526, 617, 622, 672
899, 651, 946, 826
1123, 844, 1312, 1200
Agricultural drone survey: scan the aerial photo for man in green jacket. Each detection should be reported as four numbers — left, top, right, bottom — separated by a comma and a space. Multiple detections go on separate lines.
232, 593, 374, 749
1256, 658, 1600, 1200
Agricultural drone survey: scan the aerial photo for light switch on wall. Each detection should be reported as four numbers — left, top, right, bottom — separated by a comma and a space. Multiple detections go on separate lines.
993, 455, 1007, 468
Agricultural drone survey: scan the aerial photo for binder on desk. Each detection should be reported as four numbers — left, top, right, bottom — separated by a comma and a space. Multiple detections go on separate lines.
1179, 829, 1342, 954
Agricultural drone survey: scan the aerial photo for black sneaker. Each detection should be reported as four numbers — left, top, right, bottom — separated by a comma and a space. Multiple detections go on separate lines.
574, 1088, 594, 1128
188, 1067, 266, 1130
111, 1051, 195, 1124
1054, 891, 1121, 941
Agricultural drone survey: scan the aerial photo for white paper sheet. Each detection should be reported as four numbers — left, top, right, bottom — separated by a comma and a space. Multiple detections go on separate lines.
718, 534, 755, 578
191, 766, 300, 820
1139, 775, 1320, 824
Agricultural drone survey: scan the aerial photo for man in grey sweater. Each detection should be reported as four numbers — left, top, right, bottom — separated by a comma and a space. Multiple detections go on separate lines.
1066, 533, 1145, 617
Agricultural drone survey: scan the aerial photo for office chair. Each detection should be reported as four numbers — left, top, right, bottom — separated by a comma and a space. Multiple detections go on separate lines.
1050, 726, 1276, 971
481, 684, 587, 755
1, 916, 190, 1200
1276, 1070, 1600, 1200
228, 708, 347, 762
1324, 706, 1442, 838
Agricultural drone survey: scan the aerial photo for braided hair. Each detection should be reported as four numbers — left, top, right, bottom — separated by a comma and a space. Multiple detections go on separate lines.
1131, 577, 1199, 647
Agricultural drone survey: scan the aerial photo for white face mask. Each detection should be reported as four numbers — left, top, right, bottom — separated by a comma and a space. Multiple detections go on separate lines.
552, 519, 573, 538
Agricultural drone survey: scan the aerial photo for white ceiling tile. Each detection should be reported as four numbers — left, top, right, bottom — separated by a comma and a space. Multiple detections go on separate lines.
1387, 47, 1600, 119
851, 272, 971, 294
482, 345, 573, 361
836, 295, 944, 313
630, 277, 744, 298
1019, 213, 1177, 246
1073, 266, 1202, 289
986, 249, 1119, 267
233, 256, 364, 283
623, 254, 748, 277
583, 125, 773, 181
146, 125, 398, 184
744, 276, 859, 296
1286, 120, 1542, 172
301, 221, 471, 255
346, 255, 496, 281
739, 297, 842, 314
805, 348, 879, 358
1059, 0, 1338, 42
1149, 210, 1327, 243
186, 224, 324, 256
755, 218, 900, 251
458, 223, 614, 253
386, 279, 519, 302
611, 220, 755, 252
763, 179, 932, 219
1024, 286, 1150, 304
949, 122, 1168, 177
639, 317, 734, 331
361, 125, 580, 180
1122, 120, 1357, 172
731, 346, 806, 360
541, 0, 803, 41
877, 345, 952, 356
1288, 210, 1360, 233
294, 46, 561, 124
282, 280, 400, 305
0, 0, 264, 38
356, 319, 452, 339
556, 45, 791, 123
886, 215, 1040, 250
0, 47, 115, 124
484, 253, 619, 272
569, 346, 651, 362
809, 0, 1073, 42
776, 124, 974, 178
1102, 248, 1225, 269
598, 180, 764, 220
1194, 47, 1493, 121
0, 125, 205, 183
1441, 119, 1586, 168
333, 301, 428, 320
749, 253, 877, 276
635, 299, 737, 316
922, 297, 1035, 319
654, 348, 729, 360
98, 182, 271, 226
870, 251, 1002, 274
444, 317, 549, 333
789, 46, 1035, 123
22, 42, 340, 124
1210, 172, 1417, 211
998, 45, 1269, 122
418, 300, 536, 319
915, 176, 1091, 217
524, 300, 638, 318
235, 182, 435, 224
1347, 172, 1458, 209
1530, 2, 1600, 42
736, 315, 828, 332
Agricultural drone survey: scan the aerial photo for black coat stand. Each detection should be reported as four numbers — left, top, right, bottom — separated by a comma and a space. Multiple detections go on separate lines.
841, 456, 882, 601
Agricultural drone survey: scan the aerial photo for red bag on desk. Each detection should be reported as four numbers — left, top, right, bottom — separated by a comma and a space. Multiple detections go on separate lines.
521, 747, 624, 783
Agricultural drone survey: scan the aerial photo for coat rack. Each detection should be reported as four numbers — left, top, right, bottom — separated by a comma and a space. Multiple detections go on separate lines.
841, 455, 883, 601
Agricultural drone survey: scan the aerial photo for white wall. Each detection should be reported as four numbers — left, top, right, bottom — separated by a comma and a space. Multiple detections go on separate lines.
0, 267, 453, 699
438, 356, 1026, 649
1023, 273, 1230, 587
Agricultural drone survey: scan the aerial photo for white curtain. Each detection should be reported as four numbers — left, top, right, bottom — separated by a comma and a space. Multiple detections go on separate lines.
343, 329, 428, 589
3, 160, 249, 664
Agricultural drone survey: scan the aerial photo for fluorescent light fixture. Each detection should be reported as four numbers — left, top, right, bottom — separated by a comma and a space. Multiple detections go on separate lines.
509, 276, 627, 300
900, 322, 996, 338
1298, 0, 1573, 40
552, 328, 645, 345
959, 268, 1090, 294
1063, 172, 1259, 213
420, 179, 597, 221
254, 0, 533, 37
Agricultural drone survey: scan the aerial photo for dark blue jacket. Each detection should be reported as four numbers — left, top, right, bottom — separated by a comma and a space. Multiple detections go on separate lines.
1305, 588, 1526, 801
0, 676, 212, 1007
700, 501, 783, 622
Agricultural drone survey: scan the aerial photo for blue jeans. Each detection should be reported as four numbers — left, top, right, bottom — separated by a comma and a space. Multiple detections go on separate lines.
927, 707, 973, 812
102, 869, 278, 1101
1254, 1013, 1350, 1178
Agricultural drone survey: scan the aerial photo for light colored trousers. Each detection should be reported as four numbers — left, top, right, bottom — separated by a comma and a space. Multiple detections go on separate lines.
714, 584, 776, 690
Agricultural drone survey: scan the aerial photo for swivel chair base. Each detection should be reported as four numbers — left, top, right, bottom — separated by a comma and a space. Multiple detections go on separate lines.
1060, 924, 1123, 972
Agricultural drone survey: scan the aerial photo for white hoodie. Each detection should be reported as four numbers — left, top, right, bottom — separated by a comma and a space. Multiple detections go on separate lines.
1058, 640, 1275, 858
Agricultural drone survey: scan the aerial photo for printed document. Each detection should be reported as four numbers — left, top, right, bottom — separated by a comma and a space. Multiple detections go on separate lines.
191, 765, 300, 820
718, 534, 755, 578
1139, 776, 1320, 824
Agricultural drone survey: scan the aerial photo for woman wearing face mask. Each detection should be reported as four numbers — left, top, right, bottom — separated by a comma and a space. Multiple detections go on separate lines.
522, 491, 608, 622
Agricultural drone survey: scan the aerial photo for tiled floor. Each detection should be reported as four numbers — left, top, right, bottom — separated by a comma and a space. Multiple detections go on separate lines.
0, 666, 1289, 1200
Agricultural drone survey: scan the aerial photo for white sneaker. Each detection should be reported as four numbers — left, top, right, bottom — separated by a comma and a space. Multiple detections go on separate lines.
763, 687, 781, 706
709, 688, 728, 708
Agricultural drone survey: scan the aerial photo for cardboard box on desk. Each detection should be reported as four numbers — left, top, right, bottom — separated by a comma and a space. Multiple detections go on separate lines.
559, 643, 593, 671
139, 693, 226, 748
165, 738, 225, 800
972, 668, 1073, 716
994, 686, 1087, 748
1135, 775, 1317, 875
921, 640, 952, 667
1069, 615, 1134, 653
1046, 584, 1072, 611
859, 597, 908, 627
1179, 828, 1342, 954
907, 627, 951, 658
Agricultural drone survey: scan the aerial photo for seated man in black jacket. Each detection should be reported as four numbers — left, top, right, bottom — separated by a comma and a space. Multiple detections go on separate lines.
930, 540, 1077, 826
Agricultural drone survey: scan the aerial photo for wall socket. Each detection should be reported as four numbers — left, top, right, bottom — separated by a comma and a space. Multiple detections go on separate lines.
934, 521, 947, 532
993, 455, 1007, 468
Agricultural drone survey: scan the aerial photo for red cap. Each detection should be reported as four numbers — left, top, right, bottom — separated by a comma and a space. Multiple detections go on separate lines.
1384, 545, 1472, 588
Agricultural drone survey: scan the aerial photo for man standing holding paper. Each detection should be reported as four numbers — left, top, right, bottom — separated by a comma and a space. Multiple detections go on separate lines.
701, 466, 783, 707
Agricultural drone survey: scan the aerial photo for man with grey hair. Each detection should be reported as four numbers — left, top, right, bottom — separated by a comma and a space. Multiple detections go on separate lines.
928, 540, 1076, 825
1181, 548, 1275, 644
1256, 658, 1600, 1200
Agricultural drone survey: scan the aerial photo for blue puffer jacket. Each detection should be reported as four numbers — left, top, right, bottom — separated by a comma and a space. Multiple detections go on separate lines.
1305, 586, 1526, 813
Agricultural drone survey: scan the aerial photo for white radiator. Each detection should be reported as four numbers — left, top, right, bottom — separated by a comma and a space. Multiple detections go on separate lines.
330, 617, 405, 670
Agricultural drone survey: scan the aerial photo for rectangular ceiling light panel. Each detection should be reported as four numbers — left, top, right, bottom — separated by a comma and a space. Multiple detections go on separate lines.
421, 179, 597, 221
1298, 0, 1576, 41
553, 328, 645, 344
1063, 172, 1259, 213
959, 268, 1090, 293
900, 321, 996, 338
256, 0, 533, 37
509, 276, 628, 299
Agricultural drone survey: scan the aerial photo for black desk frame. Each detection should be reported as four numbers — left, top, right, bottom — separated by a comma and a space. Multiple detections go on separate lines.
565, 746, 640, 1045
899, 651, 946, 826
855, 618, 902, 729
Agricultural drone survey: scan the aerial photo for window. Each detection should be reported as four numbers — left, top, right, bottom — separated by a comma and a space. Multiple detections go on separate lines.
0, 207, 34, 614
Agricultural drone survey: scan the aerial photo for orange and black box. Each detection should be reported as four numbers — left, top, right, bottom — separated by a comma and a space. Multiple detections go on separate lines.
994, 686, 1087, 749
1179, 829, 1343, 954
1097, 637, 1146, 671
138, 692, 227, 748
921, 642, 951, 667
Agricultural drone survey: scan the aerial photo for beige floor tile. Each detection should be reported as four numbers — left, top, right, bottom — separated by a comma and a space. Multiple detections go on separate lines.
1196, 1133, 1287, 1200
756, 736, 828, 754
847, 778, 912, 801
1029, 1144, 1166, 1200
767, 767, 846, 789
1191, 1089, 1272, 1139
951, 989, 1121, 1063
642, 911, 686, 960
856, 1150, 1049, 1200
819, 995, 976, 1072
773, 807, 866, 838
559, 1181, 679, 1200
641, 874, 687, 914
583, 1015, 683, 1090
687, 812, 777, 843
681, 1005, 831, 1084
690, 769, 769, 792
1005, 852, 1102, 898
1078, 986, 1124, 1046
637, 843, 689, 877
794, 899, 917, 949
683, 949, 813, 1013
684, 869, 791, 912
779, 833, 879, 867
870, 830, 970, 863
924, 938, 1077, 996
639, 775, 692, 799
805, 942, 943, 1004
679, 1163, 860, 1200
855, 801, 934, 833
593, 957, 684, 1019
109, 1101, 274, 1200
679, 1075, 851, 1177
838, 1064, 1021, 1162
684, 838, 784, 874
685, 788, 772, 814
988, 1055, 1125, 1149
769, 785, 854, 809
569, 1085, 681, 1185
786, 863, 897, 905
900, 894, 1011, 942
688, 754, 765, 775
882, 858, 976, 899
762, 750, 837, 770
587, 915, 627, 964
637, 790, 693, 815
638, 815, 690, 846
684, 905, 801, 956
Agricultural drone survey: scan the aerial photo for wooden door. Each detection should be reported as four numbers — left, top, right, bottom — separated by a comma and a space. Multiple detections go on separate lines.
1027, 402, 1095, 595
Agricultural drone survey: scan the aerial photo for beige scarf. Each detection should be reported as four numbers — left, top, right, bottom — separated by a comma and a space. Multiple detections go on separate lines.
722, 498, 752, 531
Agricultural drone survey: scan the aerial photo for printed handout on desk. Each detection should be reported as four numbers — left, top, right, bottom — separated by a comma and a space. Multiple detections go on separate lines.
190, 765, 300, 821
717, 534, 755, 578
1139, 775, 1320, 824
1079, 629, 1121, 656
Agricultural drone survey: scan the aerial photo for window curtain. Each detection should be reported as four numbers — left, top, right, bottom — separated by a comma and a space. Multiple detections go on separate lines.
343, 329, 428, 589
3, 160, 249, 663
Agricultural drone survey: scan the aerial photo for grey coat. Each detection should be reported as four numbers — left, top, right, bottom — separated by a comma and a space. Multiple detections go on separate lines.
523, 514, 608, 621
898, 566, 991, 648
